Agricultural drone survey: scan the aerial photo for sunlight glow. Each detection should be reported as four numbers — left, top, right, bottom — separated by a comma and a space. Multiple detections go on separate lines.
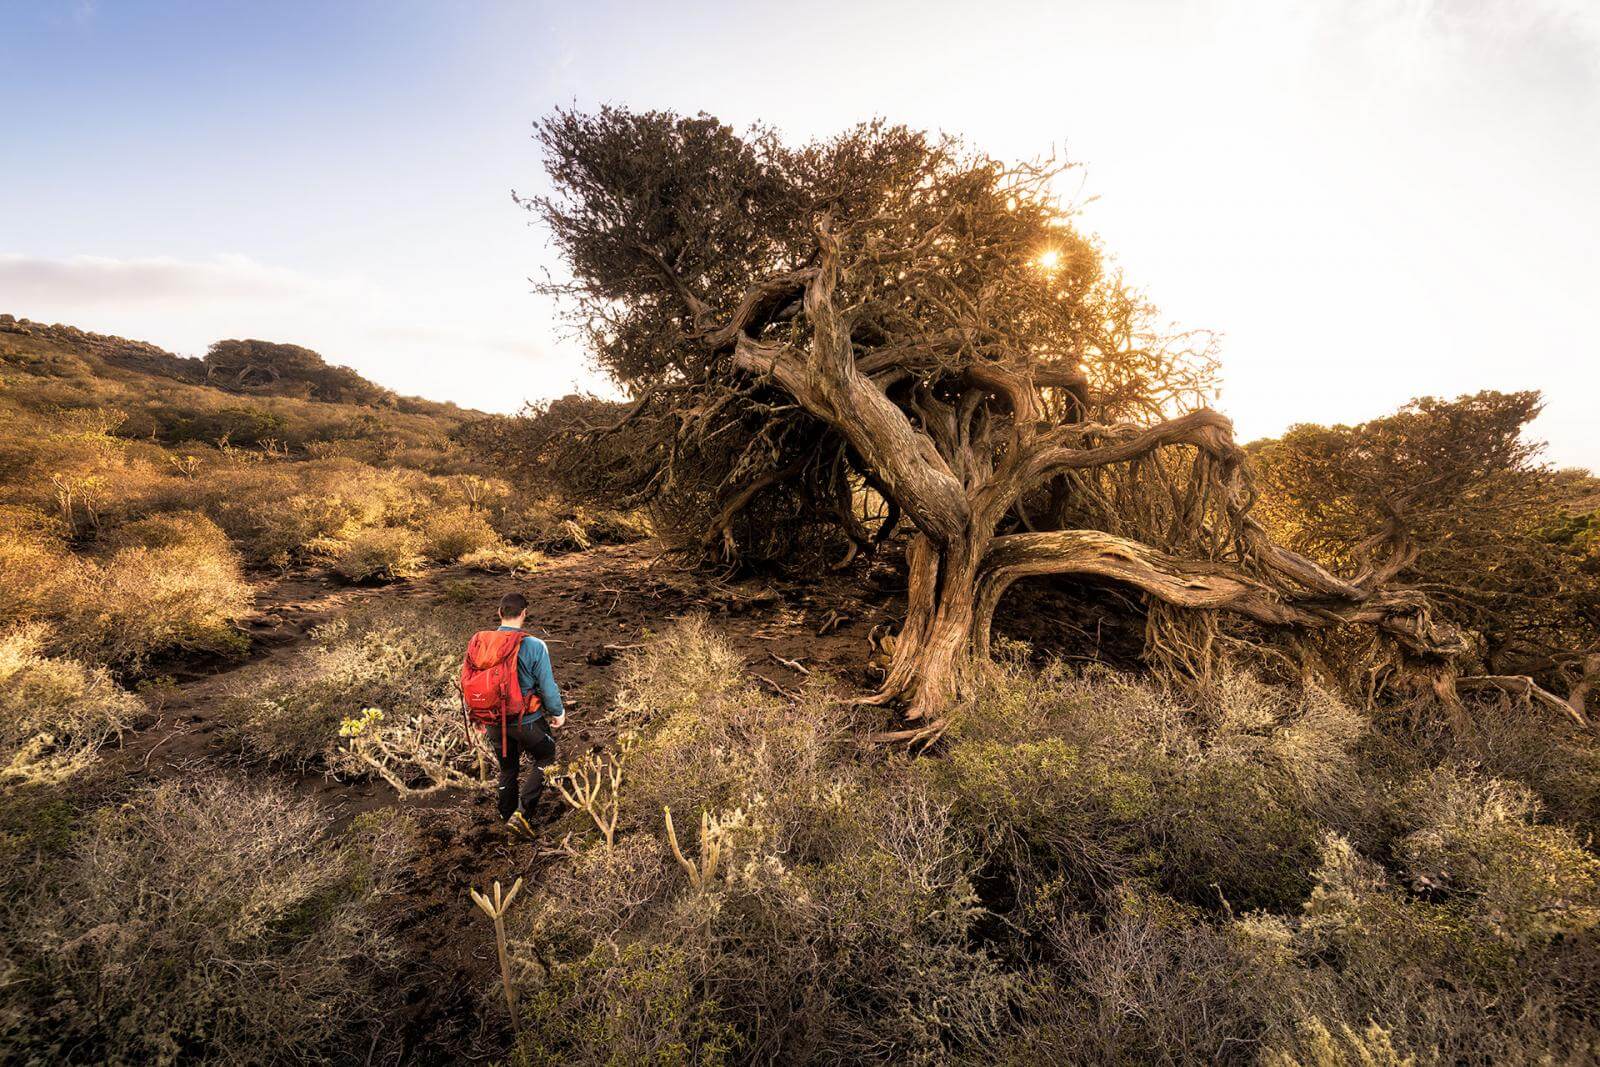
1034, 248, 1062, 271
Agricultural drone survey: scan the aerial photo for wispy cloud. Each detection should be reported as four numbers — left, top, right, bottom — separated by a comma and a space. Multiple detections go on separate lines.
0, 253, 362, 305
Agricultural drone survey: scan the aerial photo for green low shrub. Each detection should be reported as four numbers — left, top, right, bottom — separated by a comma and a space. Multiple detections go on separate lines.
518, 941, 736, 1066
931, 735, 1321, 912
1392, 768, 1600, 944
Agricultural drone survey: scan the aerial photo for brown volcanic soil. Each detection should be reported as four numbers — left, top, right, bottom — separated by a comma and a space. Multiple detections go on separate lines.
103, 542, 904, 1062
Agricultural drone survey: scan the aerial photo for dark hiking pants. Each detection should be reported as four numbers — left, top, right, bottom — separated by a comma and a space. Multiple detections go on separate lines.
494, 716, 556, 820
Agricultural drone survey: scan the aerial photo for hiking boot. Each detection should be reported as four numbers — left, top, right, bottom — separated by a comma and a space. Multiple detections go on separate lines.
505, 810, 537, 841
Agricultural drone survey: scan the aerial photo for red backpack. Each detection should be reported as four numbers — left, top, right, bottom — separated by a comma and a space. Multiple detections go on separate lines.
460, 629, 542, 756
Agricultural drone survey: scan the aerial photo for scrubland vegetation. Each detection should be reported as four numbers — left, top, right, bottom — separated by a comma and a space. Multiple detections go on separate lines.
3, 100, 1599, 1064
507, 618, 1600, 1065
0, 320, 646, 674
1, 778, 413, 1064
228, 602, 480, 792
2, 343, 1598, 1064
0, 318, 652, 1063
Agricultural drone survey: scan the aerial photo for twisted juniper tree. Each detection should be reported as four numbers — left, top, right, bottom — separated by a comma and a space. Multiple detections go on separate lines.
523, 108, 1563, 740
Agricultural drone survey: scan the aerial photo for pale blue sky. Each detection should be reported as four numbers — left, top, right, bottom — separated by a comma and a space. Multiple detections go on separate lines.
2, 0, 1596, 468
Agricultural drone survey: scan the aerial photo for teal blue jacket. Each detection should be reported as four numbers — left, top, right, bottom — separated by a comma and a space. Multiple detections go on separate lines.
496, 626, 565, 720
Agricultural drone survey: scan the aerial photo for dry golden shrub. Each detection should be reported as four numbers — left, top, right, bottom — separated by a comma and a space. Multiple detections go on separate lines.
155, 459, 423, 565
0, 627, 140, 786
330, 526, 425, 582
0, 509, 67, 626
492, 493, 648, 552
419, 506, 501, 561
71, 511, 253, 667
460, 543, 546, 574
0, 509, 251, 669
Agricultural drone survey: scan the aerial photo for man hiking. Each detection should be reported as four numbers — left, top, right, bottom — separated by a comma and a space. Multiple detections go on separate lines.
459, 591, 567, 840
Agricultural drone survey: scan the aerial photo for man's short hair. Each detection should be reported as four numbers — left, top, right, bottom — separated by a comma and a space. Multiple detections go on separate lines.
498, 592, 528, 619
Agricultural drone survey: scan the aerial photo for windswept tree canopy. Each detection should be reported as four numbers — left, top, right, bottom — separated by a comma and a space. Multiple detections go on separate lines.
203, 340, 394, 407
521, 107, 1588, 738
525, 109, 1216, 559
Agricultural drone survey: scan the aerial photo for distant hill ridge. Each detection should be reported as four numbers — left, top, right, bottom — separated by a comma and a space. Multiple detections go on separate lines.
0, 312, 446, 412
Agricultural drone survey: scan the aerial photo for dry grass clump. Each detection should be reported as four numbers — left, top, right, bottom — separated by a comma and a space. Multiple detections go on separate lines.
614, 619, 862, 864
228, 604, 478, 790
492, 493, 649, 553
329, 525, 425, 582
962, 652, 1368, 803
519, 835, 674, 962
1260, 1017, 1415, 1067
0, 404, 167, 536
0, 628, 140, 786
74, 510, 253, 667
0, 777, 412, 1065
